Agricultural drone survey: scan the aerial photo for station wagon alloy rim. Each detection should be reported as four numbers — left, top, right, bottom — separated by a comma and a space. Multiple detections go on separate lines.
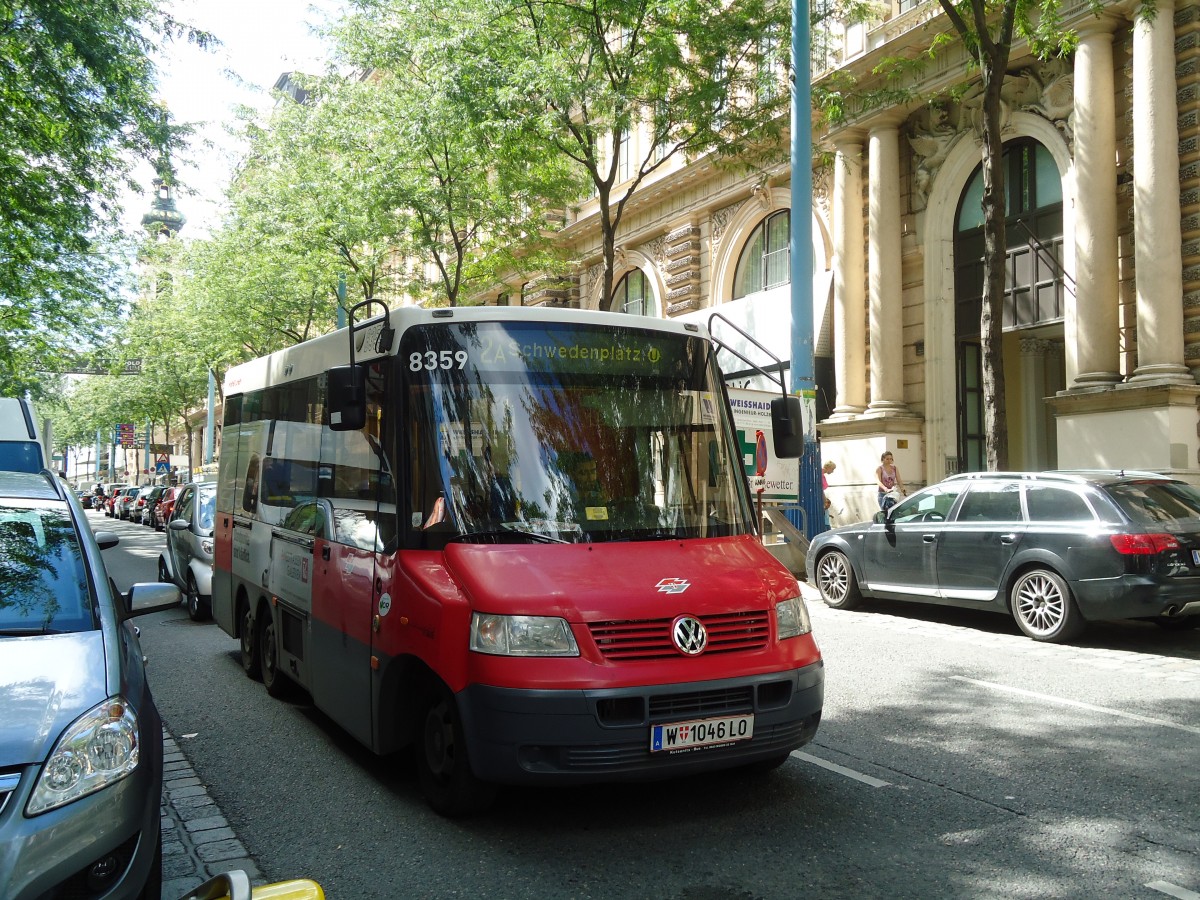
1012, 570, 1068, 638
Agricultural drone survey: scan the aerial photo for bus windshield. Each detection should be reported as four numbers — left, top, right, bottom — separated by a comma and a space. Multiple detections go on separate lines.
402, 321, 753, 545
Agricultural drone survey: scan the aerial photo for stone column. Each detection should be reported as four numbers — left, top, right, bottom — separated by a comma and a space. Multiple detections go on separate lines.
1069, 19, 1122, 388
1131, 0, 1192, 384
831, 137, 867, 416
867, 120, 910, 415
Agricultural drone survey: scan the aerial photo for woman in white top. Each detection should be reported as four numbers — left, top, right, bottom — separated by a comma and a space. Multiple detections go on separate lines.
875, 451, 906, 510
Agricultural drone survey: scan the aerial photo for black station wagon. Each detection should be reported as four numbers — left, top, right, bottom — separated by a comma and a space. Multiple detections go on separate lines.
806, 470, 1200, 643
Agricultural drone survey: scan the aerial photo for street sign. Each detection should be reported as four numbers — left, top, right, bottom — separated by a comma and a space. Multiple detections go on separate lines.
155, 453, 170, 475
728, 388, 800, 501
116, 423, 137, 448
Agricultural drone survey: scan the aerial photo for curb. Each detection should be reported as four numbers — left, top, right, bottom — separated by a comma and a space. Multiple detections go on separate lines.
160, 730, 262, 899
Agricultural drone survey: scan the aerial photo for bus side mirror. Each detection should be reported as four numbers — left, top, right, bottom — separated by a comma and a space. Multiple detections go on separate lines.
770, 396, 804, 458
327, 365, 367, 431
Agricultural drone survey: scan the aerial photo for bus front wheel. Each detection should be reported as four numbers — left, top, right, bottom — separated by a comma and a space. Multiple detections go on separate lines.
415, 686, 496, 818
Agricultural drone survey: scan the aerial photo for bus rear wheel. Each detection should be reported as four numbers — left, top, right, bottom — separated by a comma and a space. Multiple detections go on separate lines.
416, 686, 496, 818
239, 602, 260, 680
259, 610, 289, 698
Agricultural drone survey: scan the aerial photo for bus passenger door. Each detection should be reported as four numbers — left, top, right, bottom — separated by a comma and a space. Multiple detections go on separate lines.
266, 507, 317, 691
309, 507, 377, 749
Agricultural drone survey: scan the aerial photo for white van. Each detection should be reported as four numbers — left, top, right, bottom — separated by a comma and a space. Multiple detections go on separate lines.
0, 398, 48, 473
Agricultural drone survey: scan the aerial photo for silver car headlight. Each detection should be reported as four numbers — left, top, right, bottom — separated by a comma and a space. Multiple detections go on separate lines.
27, 697, 140, 816
470, 613, 579, 656
775, 596, 813, 640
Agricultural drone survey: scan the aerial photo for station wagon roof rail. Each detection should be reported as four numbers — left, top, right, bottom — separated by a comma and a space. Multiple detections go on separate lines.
943, 469, 1168, 485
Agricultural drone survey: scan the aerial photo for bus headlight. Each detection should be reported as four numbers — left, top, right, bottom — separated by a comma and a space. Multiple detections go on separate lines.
775, 597, 812, 640
27, 698, 139, 816
470, 613, 579, 656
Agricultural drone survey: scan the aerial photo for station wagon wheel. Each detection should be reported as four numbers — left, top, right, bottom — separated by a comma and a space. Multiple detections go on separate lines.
186, 573, 210, 622
416, 685, 497, 817
815, 550, 862, 610
1010, 568, 1084, 643
258, 609, 289, 698
240, 602, 261, 680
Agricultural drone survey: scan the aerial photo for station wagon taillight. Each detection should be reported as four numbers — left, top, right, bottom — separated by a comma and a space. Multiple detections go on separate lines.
1110, 533, 1180, 555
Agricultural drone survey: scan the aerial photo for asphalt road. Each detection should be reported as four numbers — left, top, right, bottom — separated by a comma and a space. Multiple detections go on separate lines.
93, 510, 1200, 900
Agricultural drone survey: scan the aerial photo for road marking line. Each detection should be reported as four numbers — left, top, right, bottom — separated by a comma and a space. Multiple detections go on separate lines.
1147, 881, 1200, 899
792, 751, 891, 787
950, 676, 1200, 736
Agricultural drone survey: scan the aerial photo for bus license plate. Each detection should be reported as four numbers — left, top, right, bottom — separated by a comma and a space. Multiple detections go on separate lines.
651, 714, 754, 753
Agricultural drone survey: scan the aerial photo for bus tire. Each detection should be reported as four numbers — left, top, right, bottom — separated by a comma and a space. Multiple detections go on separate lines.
239, 601, 261, 680
416, 685, 497, 818
258, 608, 289, 698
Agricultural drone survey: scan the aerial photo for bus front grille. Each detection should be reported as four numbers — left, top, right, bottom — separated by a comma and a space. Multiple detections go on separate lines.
588, 610, 770, 660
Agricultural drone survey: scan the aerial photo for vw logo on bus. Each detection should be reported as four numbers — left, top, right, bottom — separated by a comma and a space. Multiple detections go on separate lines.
672, 615, 708, 655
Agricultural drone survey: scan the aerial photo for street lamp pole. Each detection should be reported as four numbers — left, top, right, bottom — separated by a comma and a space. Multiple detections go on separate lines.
791, 0, 823, 538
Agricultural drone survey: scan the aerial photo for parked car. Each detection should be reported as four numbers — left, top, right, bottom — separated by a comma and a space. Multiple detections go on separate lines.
116, 486, 141, 520
807, 469, 1200, 643
103, 485, 130, 517
0, 469, 180, 898
137, 486, 166, 526
153, 485, 179, 531
159, 481, 217, 621
0, 397, 48, 473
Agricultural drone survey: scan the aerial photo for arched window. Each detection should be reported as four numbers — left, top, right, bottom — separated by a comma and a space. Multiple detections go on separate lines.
952, 139, 1064, 473
733, 210, 790, 299
611, 269, 654, 316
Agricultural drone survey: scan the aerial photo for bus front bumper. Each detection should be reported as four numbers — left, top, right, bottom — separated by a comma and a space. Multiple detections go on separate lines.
455, 662, 824, 785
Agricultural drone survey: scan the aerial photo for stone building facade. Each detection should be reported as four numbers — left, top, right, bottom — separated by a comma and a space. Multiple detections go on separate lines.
482, 0, 1200, 524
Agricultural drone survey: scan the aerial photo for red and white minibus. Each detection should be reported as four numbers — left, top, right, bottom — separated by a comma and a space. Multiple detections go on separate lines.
212, 303, 823, 815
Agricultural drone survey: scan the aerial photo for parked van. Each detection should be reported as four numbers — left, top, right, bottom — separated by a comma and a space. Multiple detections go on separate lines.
0, 398, 48, 473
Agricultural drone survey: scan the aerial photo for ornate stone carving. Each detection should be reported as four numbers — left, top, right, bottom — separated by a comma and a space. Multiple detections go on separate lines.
907, 101, 963, 211
711, 201, 745, 249
751, 177, 773, 212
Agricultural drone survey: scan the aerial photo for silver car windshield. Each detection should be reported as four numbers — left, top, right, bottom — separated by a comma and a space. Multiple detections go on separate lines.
0, 503, 95, 635
402, 321, 752, 545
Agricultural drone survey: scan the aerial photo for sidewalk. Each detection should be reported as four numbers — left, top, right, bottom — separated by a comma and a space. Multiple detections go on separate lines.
160, 730, 262, 900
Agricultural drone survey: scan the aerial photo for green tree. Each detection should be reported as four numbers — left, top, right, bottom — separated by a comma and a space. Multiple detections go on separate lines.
934, 0, 1101, 470
0, 0, 212, 393
478, 0, 793, 305
816, 1, 1103, 470
347, 0, 791, 307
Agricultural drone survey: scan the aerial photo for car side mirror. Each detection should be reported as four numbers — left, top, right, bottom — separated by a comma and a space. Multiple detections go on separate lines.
872, 510, 887, 525
123, 582, 182, 618
769, 396, 804, 459
327, 365, 367, 431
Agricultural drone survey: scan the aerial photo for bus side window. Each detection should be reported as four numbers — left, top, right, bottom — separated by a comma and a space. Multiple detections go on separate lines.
242, 454, 260, 514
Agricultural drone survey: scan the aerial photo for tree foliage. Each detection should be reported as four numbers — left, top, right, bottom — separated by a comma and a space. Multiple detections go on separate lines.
816, 0, 1100, 470
0, 0, 213, 395
934, 0, 1098, 470
460, 0, 794, 304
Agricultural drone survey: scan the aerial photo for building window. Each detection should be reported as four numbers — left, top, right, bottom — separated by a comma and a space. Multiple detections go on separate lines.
611, 269, 654, 316
617, 129, 631, 183
954, 140, 1064, 333
733, 210, 790, 299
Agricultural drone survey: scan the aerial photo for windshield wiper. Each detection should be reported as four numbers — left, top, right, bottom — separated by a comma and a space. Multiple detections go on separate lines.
606, 530, 683, 543
449, 529, 569, 545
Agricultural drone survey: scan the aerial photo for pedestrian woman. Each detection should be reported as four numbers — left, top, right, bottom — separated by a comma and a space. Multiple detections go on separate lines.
821, 460, 837, 528
875, 451, 906, 510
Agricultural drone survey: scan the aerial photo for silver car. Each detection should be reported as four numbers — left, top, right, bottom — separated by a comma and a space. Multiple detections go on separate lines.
0, 470, 180, 899
159, 481, 216, 621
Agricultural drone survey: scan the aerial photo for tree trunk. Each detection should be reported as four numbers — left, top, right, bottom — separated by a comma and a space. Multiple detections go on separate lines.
978, 65, 1010, 471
